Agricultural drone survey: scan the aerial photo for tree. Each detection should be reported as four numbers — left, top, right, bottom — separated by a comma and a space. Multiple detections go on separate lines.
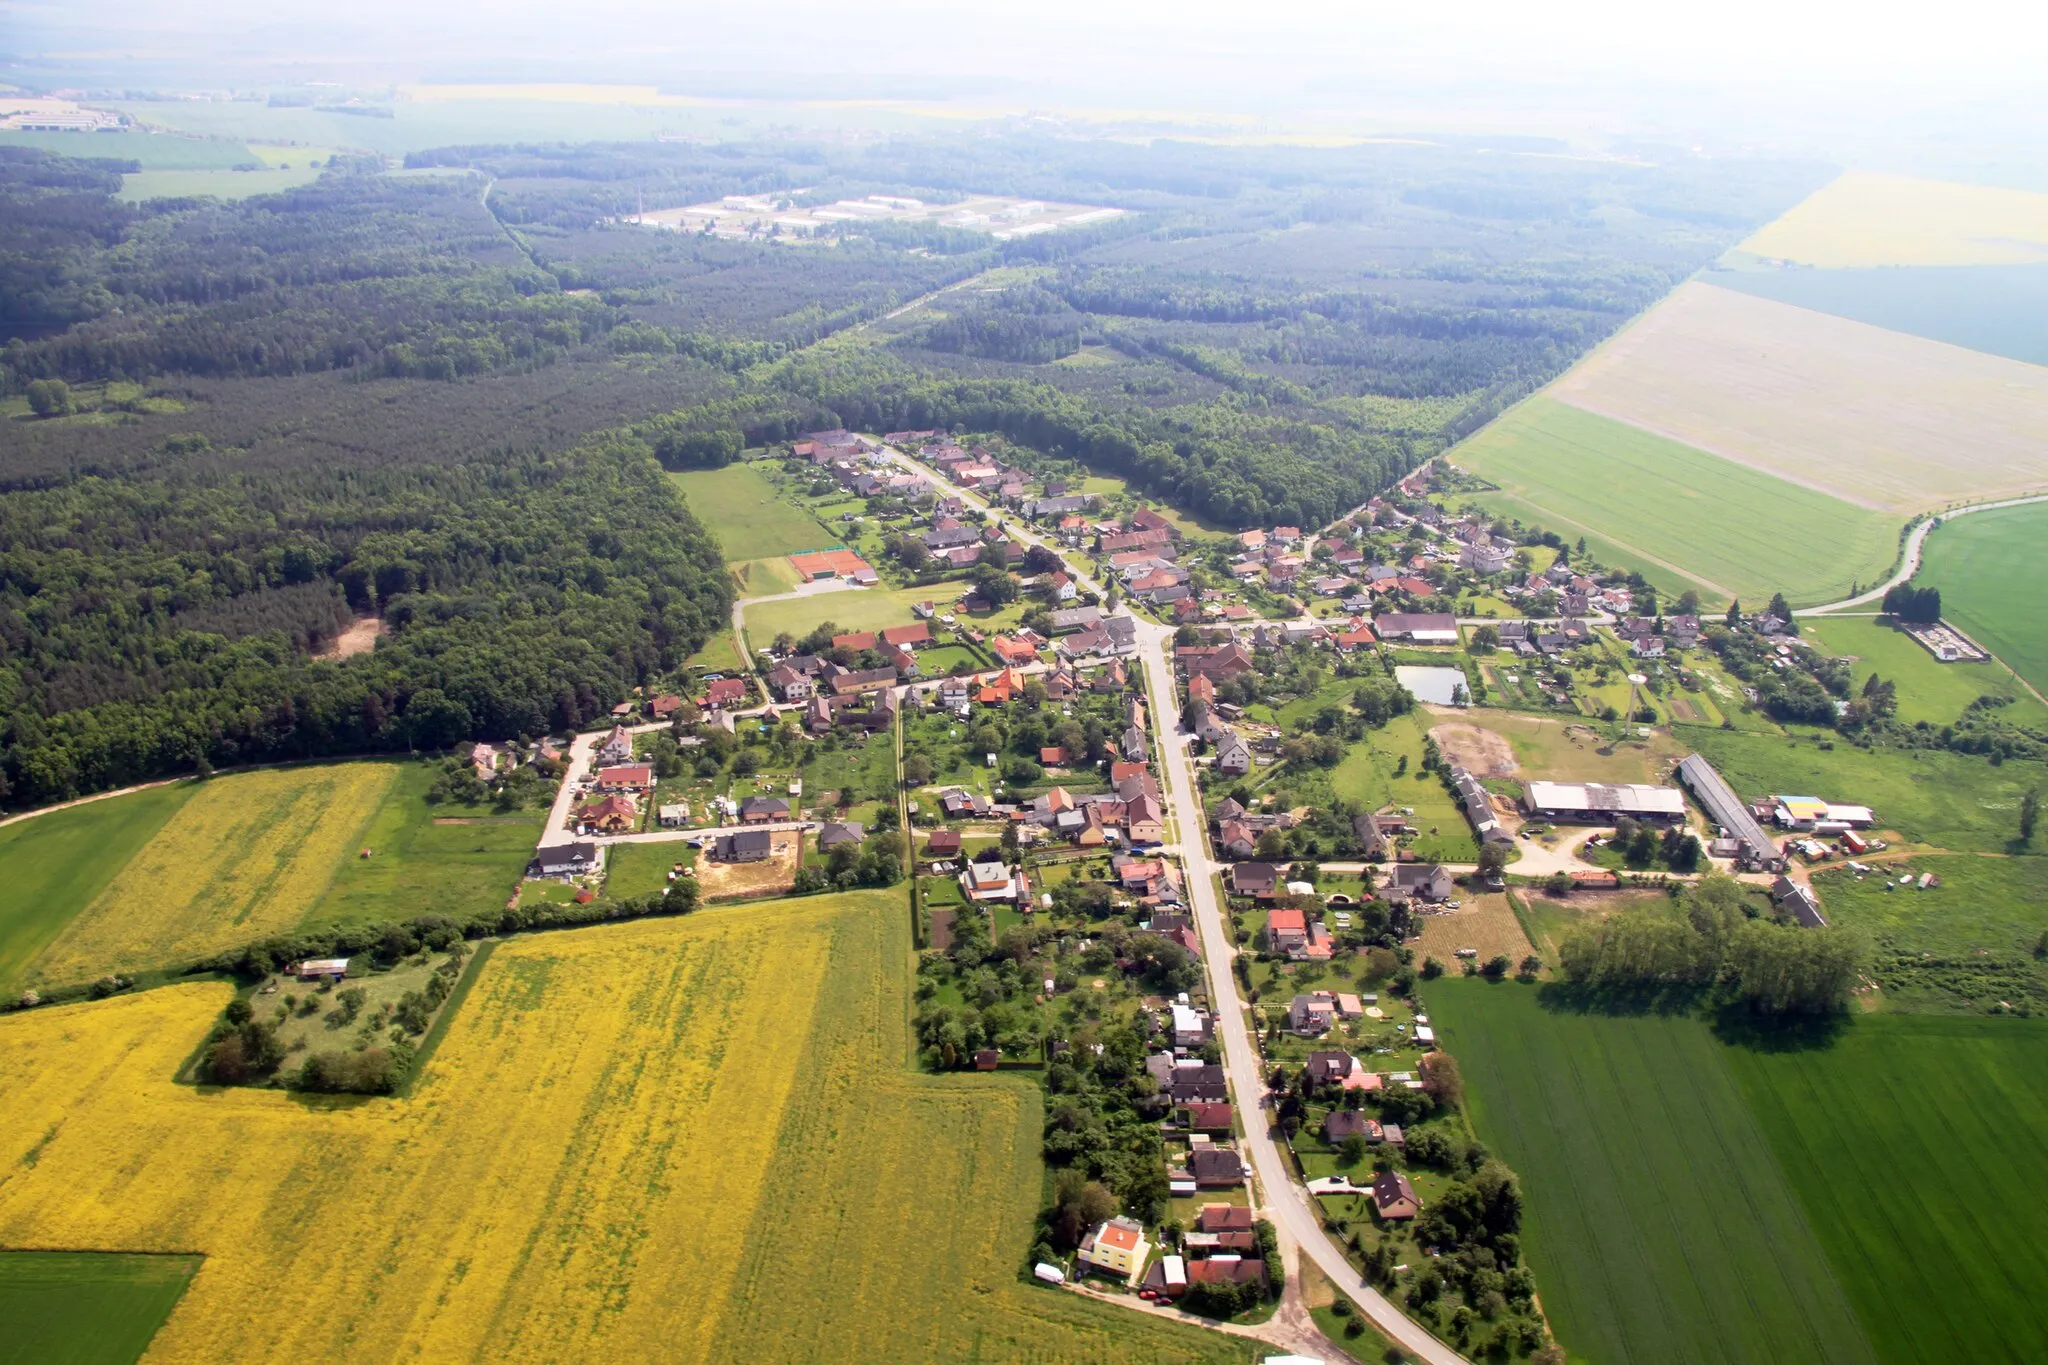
1475, 841, 1509, 882
1470, 624, 1498, 654
970, 563, 1018, 606
2021, 788, 2039, 844
25, 378, 74, 418
902, 753, 934, 786
1048, 1169, 1117, 1249
1724, 599, 1742, 630
1674, 589, 1701, 615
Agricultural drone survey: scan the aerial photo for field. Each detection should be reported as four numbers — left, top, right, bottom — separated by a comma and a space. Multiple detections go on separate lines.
1450, 395, 1899, 605
1426, 980, 1877, 1365
19, 765, 399, 988
741, 579, 999, 644
601, 841, 683, 900
1438, 710, 1683, 786
1411, 893, 1537, 970
1327, 712, 1478, 862
0, 1251, 202, 1365
0, 893, 1250, 1364
668, 463, 837, 563
1676, 724, 2040, 855
117, 165, 326, 203
1728, 1015, 2048, 1364
0, 785, 195, 994
1712, 263, 2048, 367
1808, 854, 2048, 1012
0, 130, 260, 169
1913, 500, 2048, 695
1549, 282, 2048, 514
1735, 171, 2048, 268
1801, 615, 2048, 727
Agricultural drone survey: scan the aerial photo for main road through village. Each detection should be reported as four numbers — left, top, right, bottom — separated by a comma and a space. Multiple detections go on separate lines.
877, 443, 1470, 1364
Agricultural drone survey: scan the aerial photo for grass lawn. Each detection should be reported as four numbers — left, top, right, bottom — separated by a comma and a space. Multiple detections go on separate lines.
1809, 854, 2048, 1012
1729, 1014, 2048, 1364
1425, 979, 1877, 1365
306, 763, 544, 930
684, 628, 747, 674
1803, 615, 2048, 728
668, 462, 838, 563
730, 555, 803, 597
1327, 712, 1478, 861
1452, 396, 1902, 607
1913, 500, 2048, 696
1676, 724, 2040, 855
0, 1250, 202, 1365
602, 842, 683, 901
0, 785, 195, 994
1458, 707, 1682, 785
742, 580, 974, 643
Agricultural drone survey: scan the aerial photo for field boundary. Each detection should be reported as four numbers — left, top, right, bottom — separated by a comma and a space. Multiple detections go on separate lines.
400, 938, 499, 1097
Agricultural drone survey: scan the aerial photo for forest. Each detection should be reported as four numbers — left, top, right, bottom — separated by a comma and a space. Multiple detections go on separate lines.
0, 133, 1822, 803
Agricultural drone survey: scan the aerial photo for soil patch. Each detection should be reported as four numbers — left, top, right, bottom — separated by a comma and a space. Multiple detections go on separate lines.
696, 832, 800, 900
928, 907, 956, 951
316, 615, 384, 661
1429, 722, 1517, 778
1413, 893, 1537, 971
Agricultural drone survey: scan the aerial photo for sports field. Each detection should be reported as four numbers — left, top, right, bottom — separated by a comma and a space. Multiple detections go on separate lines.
669, 464, 837, 563
1801, 615, 2048, 728
2, 762, 539, 990
0, 1250, 202, 1365
0, 894, 1248, 1364
1729, 1015, 2048, 1364
1736, 171, 2048, 268
1451, 395, 1899, 605
1676, 724, 2042, 855
1425, 980, 1876, 1365
1913, 500, 2048, 695
1550, 283, 2048, 514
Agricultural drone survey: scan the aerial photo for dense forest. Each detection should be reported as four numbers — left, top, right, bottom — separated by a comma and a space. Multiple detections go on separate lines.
0, 133, 1822, 803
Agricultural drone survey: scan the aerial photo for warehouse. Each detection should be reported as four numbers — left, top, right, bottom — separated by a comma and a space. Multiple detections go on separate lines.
1522, 781, 1687, 825
1677, 754, 1785, 871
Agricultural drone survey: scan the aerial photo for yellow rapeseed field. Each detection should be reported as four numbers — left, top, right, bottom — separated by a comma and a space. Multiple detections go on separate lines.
0, 894, 1250, 1364
28, 764, 398, 986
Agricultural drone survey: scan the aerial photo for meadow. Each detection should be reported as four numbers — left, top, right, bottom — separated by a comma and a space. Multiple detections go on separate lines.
742, 578, 1010, 644
0, 785, 194, 994
1712, 262, 2048, 367
668, 463, 838, 563
1913, 500, 2048, 695
0, 129, 260, 169
1675, 724, 2041, 855
1728, 1015, 2048, 1364
1326, 712, 1478, 862
1801, 615, 2048, 727
117, 165, 326, 203
1809, 854, 2048, 1012
0, 1251, 202, 1365
1451, 395, 1899, 606
0, 894, 1252, 1364
21, 765, 398, 988
1550, 282, 2048, 515
1734, 170, 2048, 268
1425, 980, 1878, 1365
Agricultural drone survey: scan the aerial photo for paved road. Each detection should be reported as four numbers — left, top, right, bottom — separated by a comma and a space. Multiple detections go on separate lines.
1805, 493, 2048, 615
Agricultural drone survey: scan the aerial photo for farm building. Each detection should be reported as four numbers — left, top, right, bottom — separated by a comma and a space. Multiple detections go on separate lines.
293, 958, 351, 981
1770, 796, 1877, 831
1772, 875, 1828, 928
1372, 612, 1460, 644
1677, 754, 1786, 871
1523, 781, 1687, 824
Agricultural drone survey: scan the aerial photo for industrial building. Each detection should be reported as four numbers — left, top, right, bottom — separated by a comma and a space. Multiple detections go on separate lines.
1522, 781, 1687, 825
1676, 754, 1785, 871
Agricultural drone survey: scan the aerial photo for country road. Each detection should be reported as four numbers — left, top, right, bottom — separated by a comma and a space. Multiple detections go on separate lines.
1797, 492, 2048, 615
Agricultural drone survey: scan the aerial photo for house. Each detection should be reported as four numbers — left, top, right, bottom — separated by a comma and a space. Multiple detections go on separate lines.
1121, 725, 1149, 762
649, 694, 687, 720
595, 764, 652, 792
959, 858, 1023, 902
658, 803, 690, 828
1189, 1147, 1245, 1188
1217, 819, 1258, 860
1170, 1001, 1211, 1048
577, 793, 640, 833
1229, 862, 1282, 898
1305, 1050, 1365, 1088
818, 821, 865, 850
1139, 1254, 1188, 1300
1265, 907, 1309, 956
882, 622, 932, 649
1384, 863, 1456, 905
1049, 604, 1104, 634
1372, 612, 1459, 644
1169, 1063, 1229, 1104
1186, 673, 1217, 704
1324, 1111, 1385, 1144
713, 829, 774, 862
832, 668, 898, 697
924, 828, 962, 859
739, 795, 790, 823
1287, 994, 1337, 1036
1182, 642, 1255, 679
468, 741, 498, 782
989, 635, 1038, 666
1215, 734, 1252, 776
1182, 1102, 1233, 1134
1186, 1257, 1266, 1290
1371, 1169, 1420, 1221
767, 663, 814, 700
705, 677, 749, 710
1197, 1204, 1255, 1234
1333, 627, 1377, 653
1077, 1217, 1150, 1284
535, 841, 601, 876
597, 725, 635, 765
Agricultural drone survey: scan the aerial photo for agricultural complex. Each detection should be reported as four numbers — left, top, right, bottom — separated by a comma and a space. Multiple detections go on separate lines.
1910, 500, 2048, 694
0, 895, 1249, 1364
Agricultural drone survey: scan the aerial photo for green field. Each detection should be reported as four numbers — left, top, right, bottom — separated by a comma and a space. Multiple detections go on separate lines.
1729, 1015, 2048, 1364
0, 786, 195, 993
1810, 854, 2048, 1011
741, 579, 1009, 644
0, 1251, 201, 1365
305, 763, 545, 929
1803, 616, 2048, 728
1913, 501, 2048, 696
669, 464, 838, 563
601, 842, 683, 900
1327, 712, 1478, 862
0, 130, 259, 169
117, 166, 325, 203
1452, 396, 1902, 606
1426, 980, 1877, 1365
1676, 724, 2040, 854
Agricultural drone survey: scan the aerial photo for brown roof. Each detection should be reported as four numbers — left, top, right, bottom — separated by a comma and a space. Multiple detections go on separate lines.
1196, 1204, 1254, 1232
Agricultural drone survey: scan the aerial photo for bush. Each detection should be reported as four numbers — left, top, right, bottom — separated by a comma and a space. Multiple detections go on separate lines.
298, 1045, 410, 1094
